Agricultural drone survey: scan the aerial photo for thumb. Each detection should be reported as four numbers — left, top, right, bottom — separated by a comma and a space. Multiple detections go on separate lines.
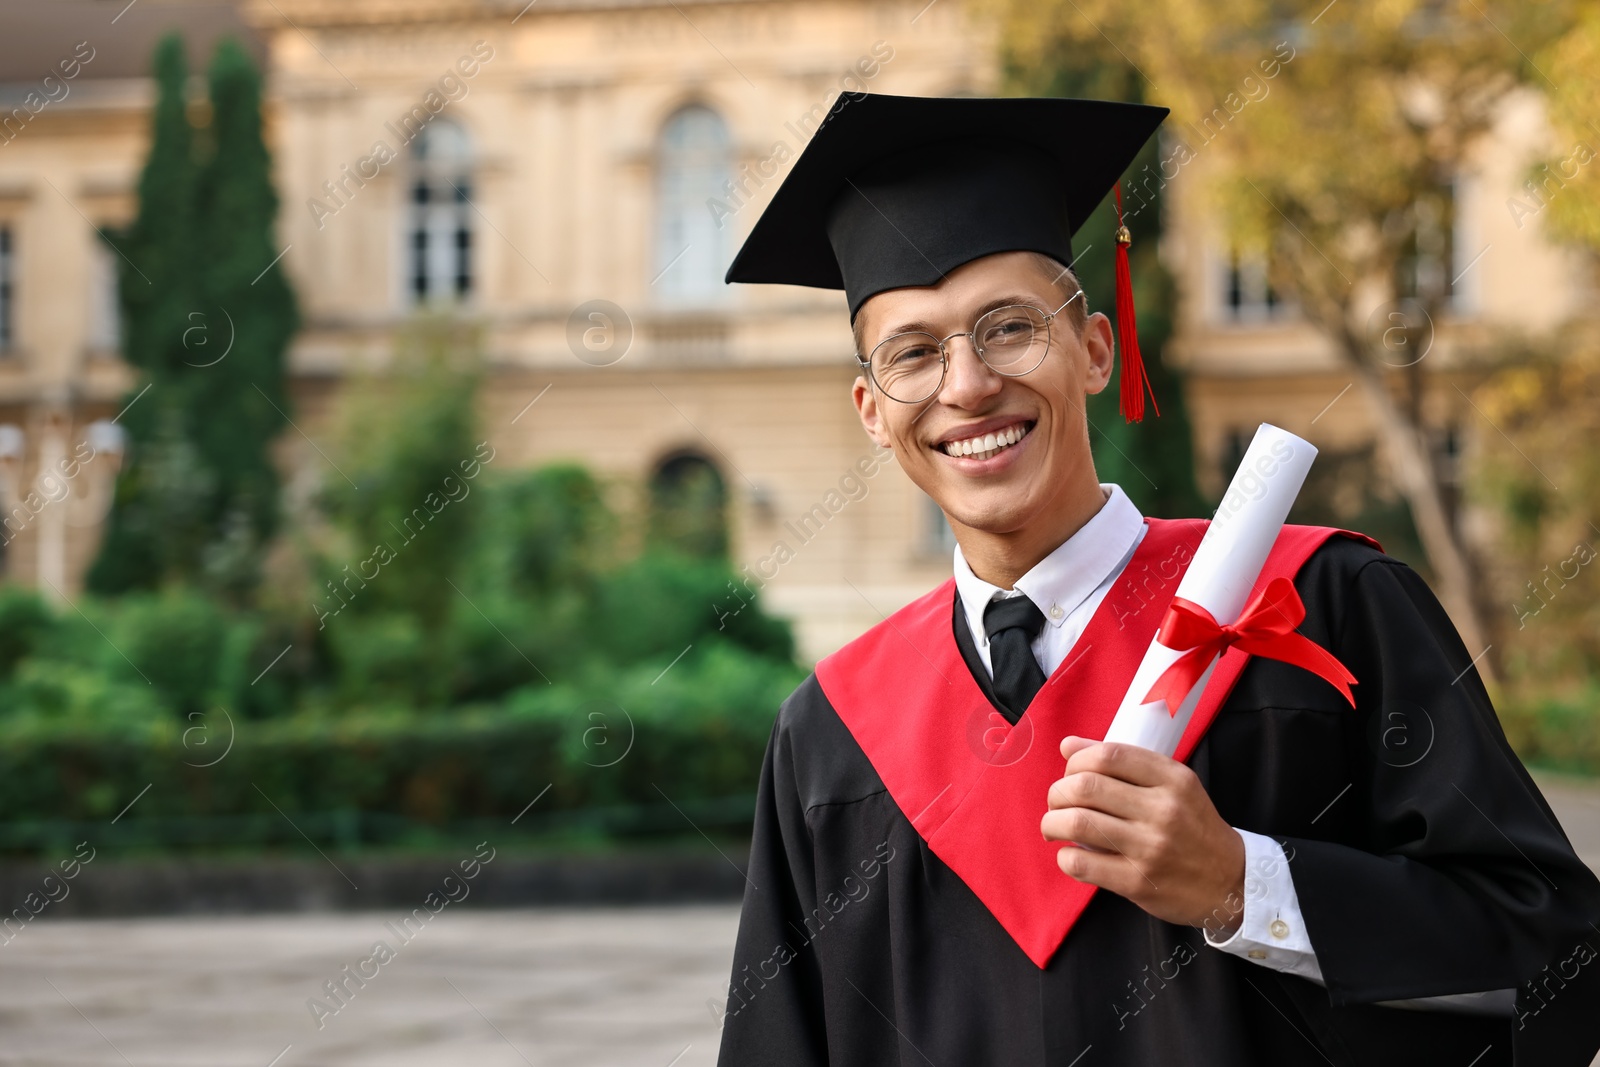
1059, 734, 1100, 766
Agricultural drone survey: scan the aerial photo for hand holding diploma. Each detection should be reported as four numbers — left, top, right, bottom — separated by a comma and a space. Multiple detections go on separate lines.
1042, 424, 1354, 935
1041, 735, 1247, 934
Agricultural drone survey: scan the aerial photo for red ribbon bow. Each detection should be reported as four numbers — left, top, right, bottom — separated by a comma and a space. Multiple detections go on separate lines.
1141, 576, 1358, 715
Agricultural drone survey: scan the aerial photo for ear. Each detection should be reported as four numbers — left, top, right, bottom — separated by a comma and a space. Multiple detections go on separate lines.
852, 374, 894, 450
1081, 312, 1116, 396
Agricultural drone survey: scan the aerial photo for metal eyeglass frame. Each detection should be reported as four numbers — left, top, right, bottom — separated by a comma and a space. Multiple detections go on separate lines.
855, 290, 1085, 404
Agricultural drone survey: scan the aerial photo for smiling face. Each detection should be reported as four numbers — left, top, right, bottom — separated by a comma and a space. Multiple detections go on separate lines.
851, 251, 1116, 571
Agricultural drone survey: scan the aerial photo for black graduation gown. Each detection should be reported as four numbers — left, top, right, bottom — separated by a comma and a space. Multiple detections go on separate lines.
713, 532, 1600, 1067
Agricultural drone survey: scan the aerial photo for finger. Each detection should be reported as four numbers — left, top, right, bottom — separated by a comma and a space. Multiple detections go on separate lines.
1059, 734, 1099, 764
1053, 840, 1147, 898
1045, 770, 1154, 822
1041, 805, 1139, 851
1054, 840, 1111, 886
1063, 739, 1174, 788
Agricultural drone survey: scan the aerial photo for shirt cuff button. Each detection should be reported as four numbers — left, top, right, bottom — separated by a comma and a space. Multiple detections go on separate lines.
1247, 950, 1267, 959
1269, 919, 1290, 939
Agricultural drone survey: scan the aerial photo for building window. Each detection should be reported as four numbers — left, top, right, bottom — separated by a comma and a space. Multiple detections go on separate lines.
1399, 178, 1471, 314
1218, 245, 1288, 324
0, 225, 13, 352
654, 105, 731, 306
408, 119, 474, 304
89, 233, 120, 355
648, 451, 728, 558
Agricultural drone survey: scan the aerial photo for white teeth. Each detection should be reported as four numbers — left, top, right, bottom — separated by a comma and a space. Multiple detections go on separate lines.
943, 422, 1030, 458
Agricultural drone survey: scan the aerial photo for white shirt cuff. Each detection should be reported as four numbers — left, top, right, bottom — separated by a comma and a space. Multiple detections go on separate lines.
1202, 828, 1325, 985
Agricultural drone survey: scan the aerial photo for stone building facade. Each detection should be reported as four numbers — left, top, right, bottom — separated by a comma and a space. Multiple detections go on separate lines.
0, 0, 1586, 661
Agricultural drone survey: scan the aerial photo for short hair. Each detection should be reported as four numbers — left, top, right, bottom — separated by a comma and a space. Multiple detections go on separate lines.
852, 252, 1089, 358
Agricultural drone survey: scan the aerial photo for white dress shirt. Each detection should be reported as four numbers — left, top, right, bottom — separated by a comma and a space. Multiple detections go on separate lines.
951, 483, 1324, 984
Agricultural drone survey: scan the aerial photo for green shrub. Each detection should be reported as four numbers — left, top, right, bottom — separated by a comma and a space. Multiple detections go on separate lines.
0, 640, 802, 847
1501, 683, 1600, 776
590, 551, 794, 666
107, 589, 232, 716
0, 586, 55, 679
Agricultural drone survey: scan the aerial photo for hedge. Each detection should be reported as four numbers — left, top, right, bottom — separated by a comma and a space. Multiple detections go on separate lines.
0, 643, 803, 854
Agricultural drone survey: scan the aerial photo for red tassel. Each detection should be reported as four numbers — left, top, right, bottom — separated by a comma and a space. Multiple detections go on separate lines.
1114, 184, 1159, 423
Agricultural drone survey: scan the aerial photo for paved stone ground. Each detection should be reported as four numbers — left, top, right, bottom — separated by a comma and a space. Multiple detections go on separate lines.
0, 906, 739, 1067
1538, 770, 1600, 875
2, 771, 1596, 1067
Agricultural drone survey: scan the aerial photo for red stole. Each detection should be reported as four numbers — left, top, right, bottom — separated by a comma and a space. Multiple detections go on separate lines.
815, 517, 1380, 969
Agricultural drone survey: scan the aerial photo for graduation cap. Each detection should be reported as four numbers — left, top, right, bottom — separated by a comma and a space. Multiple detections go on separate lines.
724, 94, 1170, 422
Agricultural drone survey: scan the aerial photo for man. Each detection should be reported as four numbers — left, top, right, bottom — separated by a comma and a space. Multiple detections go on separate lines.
714, 94, 1600, 1066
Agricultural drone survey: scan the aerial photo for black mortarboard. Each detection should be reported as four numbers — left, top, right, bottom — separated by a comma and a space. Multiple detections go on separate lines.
725, 94, 1171, 421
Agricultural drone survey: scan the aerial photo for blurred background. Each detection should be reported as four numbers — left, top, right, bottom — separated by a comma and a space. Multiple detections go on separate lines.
0, 0, 1596, 1063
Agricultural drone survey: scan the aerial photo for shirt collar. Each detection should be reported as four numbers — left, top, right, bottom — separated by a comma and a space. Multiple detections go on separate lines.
952, 484, 1146, 647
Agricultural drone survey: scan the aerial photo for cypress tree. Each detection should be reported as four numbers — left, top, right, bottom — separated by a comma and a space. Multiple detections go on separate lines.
89, 35, 297, 602
190, 36, 298, 599
89, 33, 202, 593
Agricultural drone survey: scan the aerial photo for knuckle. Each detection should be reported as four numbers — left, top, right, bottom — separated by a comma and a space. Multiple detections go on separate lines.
1065, 809, 1090, 840
1164, 796, 1190, 831
1154, 792, 1183, 825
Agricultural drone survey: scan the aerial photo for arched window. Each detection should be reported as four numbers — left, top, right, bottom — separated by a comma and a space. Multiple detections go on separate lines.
654, 106, 731, 306
648, 451, 728, 558
409, 119, 474, 304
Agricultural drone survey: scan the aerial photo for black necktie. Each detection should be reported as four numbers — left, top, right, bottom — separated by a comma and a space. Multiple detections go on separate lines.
983, 595, 1047, 719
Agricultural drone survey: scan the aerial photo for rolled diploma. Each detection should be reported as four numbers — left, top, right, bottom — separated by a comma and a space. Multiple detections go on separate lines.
1100, 423, 1318, 757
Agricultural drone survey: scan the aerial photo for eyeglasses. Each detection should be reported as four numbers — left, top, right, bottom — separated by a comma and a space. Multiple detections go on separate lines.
856, 292, 1084, 404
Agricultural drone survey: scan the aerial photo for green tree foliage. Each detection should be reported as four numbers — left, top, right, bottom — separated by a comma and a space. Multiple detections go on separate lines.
88, 34, 198, 593
191, 38, 299, 595
316, 317, 484, 629
89, 34, 297, 602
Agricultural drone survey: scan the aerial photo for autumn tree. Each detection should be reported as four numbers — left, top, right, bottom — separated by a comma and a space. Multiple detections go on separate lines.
1533, 0, 1600, 247
984, 0, 1580, 680
1465, 2, 1600, 690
